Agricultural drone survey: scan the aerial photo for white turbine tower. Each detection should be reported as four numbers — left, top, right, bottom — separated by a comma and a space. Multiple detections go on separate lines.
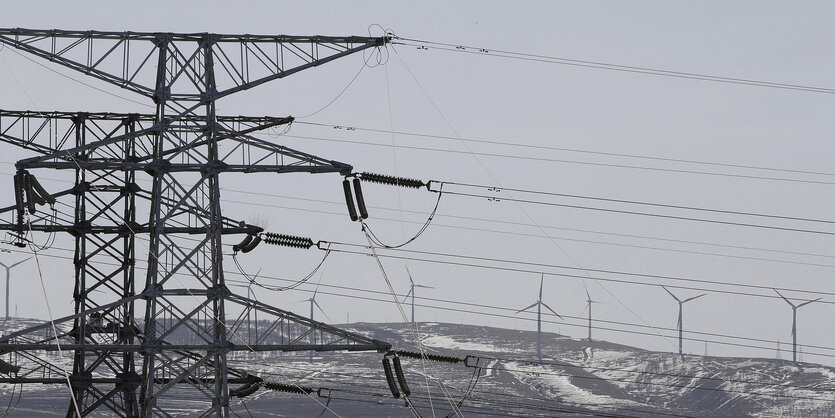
579, 282, 598, 342
228, 268, 261, 346
661, 286, 705, 360
774, 288, 820, 363
402, 266, 433, 325
305, 285, 330, 364
0, 258, 30, 320
517, 274, 562, 361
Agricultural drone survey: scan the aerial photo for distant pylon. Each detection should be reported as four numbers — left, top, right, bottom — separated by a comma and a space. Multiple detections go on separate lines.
774, 289, 820, 363
661, 286, 705, 360
0, 258, 29, 320
402, 266, 433, 324
517, 274, 562, 360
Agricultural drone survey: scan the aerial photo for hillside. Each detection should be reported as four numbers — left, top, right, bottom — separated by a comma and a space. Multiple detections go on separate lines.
1, 319, 834, 416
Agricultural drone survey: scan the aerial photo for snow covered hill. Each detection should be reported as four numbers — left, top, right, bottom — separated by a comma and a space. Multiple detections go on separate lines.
1, 319, 834, 416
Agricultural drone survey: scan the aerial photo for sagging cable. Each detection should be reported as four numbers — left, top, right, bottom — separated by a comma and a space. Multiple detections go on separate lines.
361, 182, 444, 249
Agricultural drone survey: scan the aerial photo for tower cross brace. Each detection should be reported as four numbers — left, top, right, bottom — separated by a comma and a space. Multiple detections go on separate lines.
0, 28, 391, 417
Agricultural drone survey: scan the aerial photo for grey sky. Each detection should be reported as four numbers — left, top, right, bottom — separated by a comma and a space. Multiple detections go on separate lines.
2, 1, 835, 365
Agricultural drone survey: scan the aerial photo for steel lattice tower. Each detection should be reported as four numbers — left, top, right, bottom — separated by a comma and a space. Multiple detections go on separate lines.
0, 28, 391, 417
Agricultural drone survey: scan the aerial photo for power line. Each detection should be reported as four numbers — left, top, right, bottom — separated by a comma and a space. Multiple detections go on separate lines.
294, 121, 835, 181
443, 190, 835, 237
12, 169, 835, 268
320, 242, 835, 302
6, 243, 835, 361
233, 276, 835, 360
223, 196, 835, 270
443, 181, 835, 226
391, 36, 835, 95
272, 132, 835, 187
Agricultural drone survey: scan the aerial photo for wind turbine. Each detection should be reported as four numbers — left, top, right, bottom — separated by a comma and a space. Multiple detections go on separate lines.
402, 266, 433, 325
228, 268, 261, 345
774, 288, 820, 363
579, 282, 598, 342
305, 285, 331, 364
661, 286, 705, 360
517, 274, 562, 361
0, 258, 30, 320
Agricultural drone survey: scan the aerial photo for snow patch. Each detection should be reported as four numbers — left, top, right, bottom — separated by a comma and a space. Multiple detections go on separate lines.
421, 335, 498, 352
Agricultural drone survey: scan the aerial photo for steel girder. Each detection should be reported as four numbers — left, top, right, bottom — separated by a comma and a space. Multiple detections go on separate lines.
0, 29, 391, 417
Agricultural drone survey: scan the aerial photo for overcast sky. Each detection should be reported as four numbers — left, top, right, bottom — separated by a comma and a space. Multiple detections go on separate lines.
2, 1, 835, 365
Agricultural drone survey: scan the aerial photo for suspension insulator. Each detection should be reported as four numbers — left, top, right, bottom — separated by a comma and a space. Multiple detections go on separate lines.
229, 382, 260, 398
263, 381, 314, 394
262, 232, 315, 249
343, 179, 358, 222
12, 173, 25, 227
232, 235, 253, 253
240, 235, 261, 253
353, 178, 369, 219
382, 358, 400, 398
393, 356, 411, 397
359, 172, 425, 189
0, 358, 20, 375
29, 175, 55, 205
395, 350, 461, 364
22, 173, 36, 215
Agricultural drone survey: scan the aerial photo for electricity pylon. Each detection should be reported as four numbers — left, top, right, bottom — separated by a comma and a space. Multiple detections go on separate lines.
0, 257, 29, 320
661, 285, 705, 360
0, 28, 391, 417
774, 288, 820, 363
402, 266, 433, 324
516, 274, 562, 361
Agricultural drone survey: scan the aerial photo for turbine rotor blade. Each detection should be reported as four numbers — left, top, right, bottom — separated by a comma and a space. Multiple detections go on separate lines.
683, 293, 707, 303
541, 302, 563, 319
406, 265, 414, 287
8, 258, 30, 269
516, 302, 538, 314
796, 297, 822, 308
661, 285, 681, 303
773, 288, 795, 308
313, 300, 332, 323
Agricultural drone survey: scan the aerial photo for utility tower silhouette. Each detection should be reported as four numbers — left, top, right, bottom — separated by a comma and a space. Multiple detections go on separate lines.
0, 257, 29, 320
661, 286, 705, 360
774, 289, 820, 363
517, 274, 562, 361
0, 28, 391, 416
402, 266, 432, 324
579, 282, 597, 341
